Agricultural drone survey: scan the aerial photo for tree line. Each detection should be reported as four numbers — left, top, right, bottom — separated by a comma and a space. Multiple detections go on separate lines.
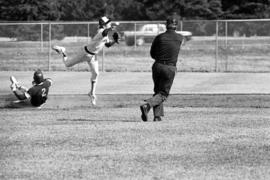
0, 0, 270, 21
0, 0, 269, 40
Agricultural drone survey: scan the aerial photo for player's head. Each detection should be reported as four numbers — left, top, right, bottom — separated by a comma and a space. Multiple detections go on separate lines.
33, 69, 44, 84
166, 16, 178, 30
99, 16, 112, 29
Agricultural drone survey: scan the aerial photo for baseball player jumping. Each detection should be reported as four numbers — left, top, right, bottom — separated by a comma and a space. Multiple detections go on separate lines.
52, 16, 119, 105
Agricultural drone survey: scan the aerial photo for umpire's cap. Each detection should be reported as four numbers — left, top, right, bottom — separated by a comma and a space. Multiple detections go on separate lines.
166, 16, 178, 30
33, 69, 44, 84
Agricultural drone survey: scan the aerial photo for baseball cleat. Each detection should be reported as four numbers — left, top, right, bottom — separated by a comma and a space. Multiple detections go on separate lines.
88, 93, 97, 106
10, 76, 19, 91
10, 76, 18, 85
140, 104, 150, 122
52, 45, 66, 56
153, 117, 162, 122
10, 83, 17, 91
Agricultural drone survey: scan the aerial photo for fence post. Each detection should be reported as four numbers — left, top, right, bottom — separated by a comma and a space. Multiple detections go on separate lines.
102, 49, 104, 72
48, 22, 51, 71
215, 21, 219, 72
87, 23, 90, 44
40, 23, 43, 52
225, 21, 228, 72
134, 22, 137, 49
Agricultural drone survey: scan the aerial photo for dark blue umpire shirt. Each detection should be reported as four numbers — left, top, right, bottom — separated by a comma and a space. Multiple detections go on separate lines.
150, 29, 183, 66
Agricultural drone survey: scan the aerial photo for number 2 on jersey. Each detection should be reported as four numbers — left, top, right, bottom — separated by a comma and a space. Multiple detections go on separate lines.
41, 88, 47, 97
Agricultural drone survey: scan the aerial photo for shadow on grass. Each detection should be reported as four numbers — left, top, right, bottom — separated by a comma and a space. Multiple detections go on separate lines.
3, 94, 270, 109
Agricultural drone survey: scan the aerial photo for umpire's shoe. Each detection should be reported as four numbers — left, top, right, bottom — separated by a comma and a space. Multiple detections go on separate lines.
140, 103, 150, 122
153, 116, 162, 122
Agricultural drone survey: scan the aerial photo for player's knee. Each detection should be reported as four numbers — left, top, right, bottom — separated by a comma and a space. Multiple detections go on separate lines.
14, 92, 27, 100
93, 71, 99, 77
91, 72, 99, 82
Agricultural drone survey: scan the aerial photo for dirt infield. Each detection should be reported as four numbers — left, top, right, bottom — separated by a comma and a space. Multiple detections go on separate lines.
1, 71, 270, 95
1, 71, 270, 108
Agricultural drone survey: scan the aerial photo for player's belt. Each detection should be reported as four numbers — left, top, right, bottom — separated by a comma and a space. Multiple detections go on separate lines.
84, 46, 95, 55
156, 61, 176, 66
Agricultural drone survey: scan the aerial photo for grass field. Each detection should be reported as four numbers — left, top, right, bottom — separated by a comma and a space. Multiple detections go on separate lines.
1, 96, 270, 179
1, 70, 270, 179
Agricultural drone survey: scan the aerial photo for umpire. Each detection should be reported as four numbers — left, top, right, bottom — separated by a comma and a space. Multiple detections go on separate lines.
140, 16, 184, 122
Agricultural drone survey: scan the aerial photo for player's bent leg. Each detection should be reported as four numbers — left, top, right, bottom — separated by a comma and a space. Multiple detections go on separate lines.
9, 76, 31, 102
10, 76, 20, 91
65, 53, 88, 67
11, 89, 28, 101
61, 47, 92, 67
7, 98, 32, 108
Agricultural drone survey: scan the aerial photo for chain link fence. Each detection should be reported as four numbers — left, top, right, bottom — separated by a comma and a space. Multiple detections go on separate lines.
0, 19, 270, 72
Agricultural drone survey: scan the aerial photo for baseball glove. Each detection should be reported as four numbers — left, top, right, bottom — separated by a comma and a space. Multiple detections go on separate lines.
112, 32, 120, 44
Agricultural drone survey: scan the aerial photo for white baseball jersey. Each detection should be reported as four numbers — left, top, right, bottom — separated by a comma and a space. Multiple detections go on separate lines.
85, 28, 110, 54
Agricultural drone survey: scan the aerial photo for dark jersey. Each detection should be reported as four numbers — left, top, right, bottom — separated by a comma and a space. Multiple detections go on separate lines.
150, 29, 183, 66
27, 79, 52, 107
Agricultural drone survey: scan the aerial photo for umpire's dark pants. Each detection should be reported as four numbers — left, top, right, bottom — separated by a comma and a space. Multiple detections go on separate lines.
145, 62, 176, 117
